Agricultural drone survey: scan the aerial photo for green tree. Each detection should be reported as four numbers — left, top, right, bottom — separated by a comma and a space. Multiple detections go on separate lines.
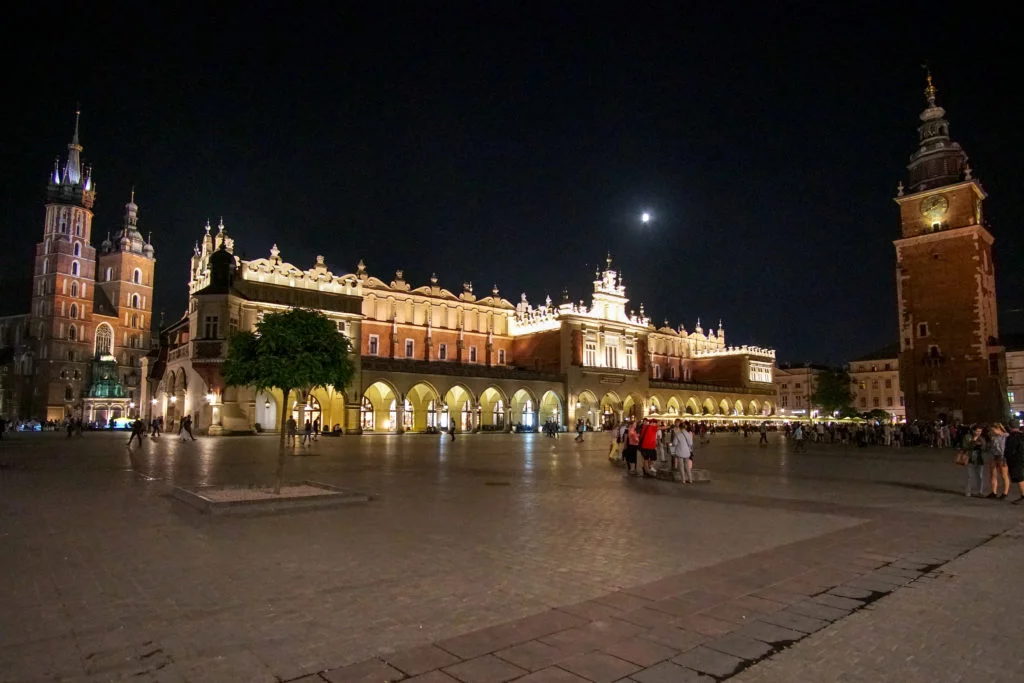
810, 368, 855, 417
223, 308, 355, 493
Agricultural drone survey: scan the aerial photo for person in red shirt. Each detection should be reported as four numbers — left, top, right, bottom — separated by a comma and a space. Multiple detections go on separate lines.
639, 418, 659, 478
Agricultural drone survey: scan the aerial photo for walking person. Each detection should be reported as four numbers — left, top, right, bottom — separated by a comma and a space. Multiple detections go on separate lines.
574, 418, 584, 443
608, 424, 621, 461
623, 421, 640, 475
448, 420, 456, 441
793, 423, 805, 452
286, 416, 297, 445
128, 418, 145, 447
312, 418, 320, 441
965, 425, 986, 497
302, 419, 313, 446
758, 421, 768, 446
179, 415, 197, 441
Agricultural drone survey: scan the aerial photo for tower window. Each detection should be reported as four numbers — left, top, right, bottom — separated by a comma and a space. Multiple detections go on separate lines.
68, 325, 77, 341
368, 334, 379, 356
203, 315, 220, 339
438, 343, 447, 360
133, 269, 142, 285
73, 243, 81, 257
966, 377, 979, 394
498, 348, 506, 364
918, 323, 929, 338
469, 346, 478, 362
131, 294, 140, 309
404, 339, 414, 358
69, 303, 77, 319
70, 282, 78, 297
71, 261, 79, 276
105, 267, 112, 282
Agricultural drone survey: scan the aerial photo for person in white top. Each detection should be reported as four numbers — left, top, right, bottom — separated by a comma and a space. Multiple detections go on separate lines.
671, 420, 695, 484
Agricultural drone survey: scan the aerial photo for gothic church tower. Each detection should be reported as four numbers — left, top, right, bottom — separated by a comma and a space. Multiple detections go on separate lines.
893, 75, 1006, 423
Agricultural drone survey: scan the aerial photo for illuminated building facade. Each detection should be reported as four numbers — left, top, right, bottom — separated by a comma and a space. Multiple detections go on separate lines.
848, 345, 905, 422
147, 230, 778, 434
893, 75, 1007, 423
0, 112, 155, 422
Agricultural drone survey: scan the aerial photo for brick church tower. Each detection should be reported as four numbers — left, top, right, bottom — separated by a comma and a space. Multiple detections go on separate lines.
893, 75, 1007, 423
28, 111, 156, 421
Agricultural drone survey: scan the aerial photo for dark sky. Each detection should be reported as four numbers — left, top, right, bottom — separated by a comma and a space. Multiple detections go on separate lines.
3, 3, 1022, 364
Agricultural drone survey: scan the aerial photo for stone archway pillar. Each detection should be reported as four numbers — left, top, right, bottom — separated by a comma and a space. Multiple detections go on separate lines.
345, 397, 360, 435
395, 393, 405, 434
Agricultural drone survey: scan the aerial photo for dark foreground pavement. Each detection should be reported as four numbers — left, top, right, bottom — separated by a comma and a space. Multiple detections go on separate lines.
0, 430, 1020, 682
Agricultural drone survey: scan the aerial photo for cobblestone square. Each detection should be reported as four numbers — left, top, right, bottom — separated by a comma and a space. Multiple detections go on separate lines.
0, 430, 1020, 682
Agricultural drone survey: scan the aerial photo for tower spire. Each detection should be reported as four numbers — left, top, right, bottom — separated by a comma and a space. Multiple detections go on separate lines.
72, 105, 81, 146
923, 69, 937, 106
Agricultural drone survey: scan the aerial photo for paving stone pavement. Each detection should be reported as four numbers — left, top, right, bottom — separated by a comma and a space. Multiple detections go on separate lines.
0, 431, 1020, 682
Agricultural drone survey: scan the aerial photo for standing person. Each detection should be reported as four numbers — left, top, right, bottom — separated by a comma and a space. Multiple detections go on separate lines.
758, 421, 768, 446
574, 419, 584, 443
988, 423, 1010, 499
302, 419, 313, 446
150, 417, 160, 439
639, 418, 659, 478
66, 418, 74, 439
312, 417, 320, 441
448, 420, 456, 441
673, 421, 695, 484
793, 423, 805, 452
286, 415, 297, 445
965, 425, 986, 497
1003, 423, 1024, 504
182, 415, 197, 441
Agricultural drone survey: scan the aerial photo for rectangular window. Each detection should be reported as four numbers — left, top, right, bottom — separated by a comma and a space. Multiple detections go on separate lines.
918, 322, 929, 338
859, 397, 867, 407
886, 397, 893, 407
204, 315, 219, 339
795, 383, 801, 389
335, 320, 348, 337
884, 363, 891, 370
584, 341, 597, 366
469, 346, 478, 362
498, 349, 506, 364
781, 383, 788, 390
368, 334, 379, 356
966, 377, 978, 394
1008, 391, 1015, 404
872, 380, 879, 389
781, 395, 788, 407
885, 378, 892, 389
438, 343, 447, 360
604, 345, 617, 368
872, 397, 880, 407
405, 339, 414, 358
625, 346, 635, 370
989, 353, 1000, 375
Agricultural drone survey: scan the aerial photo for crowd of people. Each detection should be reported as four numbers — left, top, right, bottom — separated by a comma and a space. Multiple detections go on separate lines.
607, 418, 697, 484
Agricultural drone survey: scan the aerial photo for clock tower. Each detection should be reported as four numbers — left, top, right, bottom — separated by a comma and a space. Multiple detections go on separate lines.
893, 74, 1007, 423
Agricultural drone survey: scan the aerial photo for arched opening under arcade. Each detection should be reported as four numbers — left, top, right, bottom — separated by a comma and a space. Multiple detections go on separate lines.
702, 398, 716, 415
443, 384, 475, 432
749, 400, 760, 417
665, 397, 681, 417
762, 400, 774, 416
510, 388, 537, 431
478, 386, 508, 432
291, 393, 322, 429
539, 391, 562, 428
406, 382, 441, 432
599, 391, 621, 429
734, 399, 745, 416
686, 397, 700, 415
648, 396, 663, 417
362, 381, 398, 432
623, 393, 645, 421
255, 390, 277, 431
719, 399, 731, 416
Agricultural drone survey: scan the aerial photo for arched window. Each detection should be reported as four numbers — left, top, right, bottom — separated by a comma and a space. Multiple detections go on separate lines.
42, 260, 48, 274
94, 324, 112, 357
71, 261, 79, 276
493, 399, 505, 429
69, 303, 78, 319
131, 314, 138, 328
521, 399, 534, 428
105, 267, 112, 282
70, 282, 78, 297
403, 398, 413, 431
73, 243, 81, 256
426, 399, 437, 428
131, 294, 139, 309
652, 364, 662, 379
133, 269, 142, 285
44, 239, 50, 254
65, 385, 73, 401
68, 325, 77, 341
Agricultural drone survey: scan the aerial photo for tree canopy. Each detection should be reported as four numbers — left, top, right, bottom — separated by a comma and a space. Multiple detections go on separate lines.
223, 308, 354, 395
810, 368, 855, 416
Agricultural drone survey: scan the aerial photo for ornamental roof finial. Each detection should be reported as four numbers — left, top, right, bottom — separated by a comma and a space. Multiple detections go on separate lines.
924, 67, 937, 106
606, 251, 612, 268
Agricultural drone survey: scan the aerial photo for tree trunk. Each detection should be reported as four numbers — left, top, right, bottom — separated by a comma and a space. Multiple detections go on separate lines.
275, 387, 291, 495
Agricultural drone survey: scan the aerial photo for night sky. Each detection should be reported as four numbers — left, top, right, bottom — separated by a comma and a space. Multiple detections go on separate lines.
3, 4, 1022, 364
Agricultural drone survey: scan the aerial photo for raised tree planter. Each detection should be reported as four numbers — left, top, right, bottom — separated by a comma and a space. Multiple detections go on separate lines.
172, 480, 371, 515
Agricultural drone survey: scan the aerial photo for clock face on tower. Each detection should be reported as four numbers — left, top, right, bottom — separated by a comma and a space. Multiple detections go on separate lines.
920, 194, 949, 222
